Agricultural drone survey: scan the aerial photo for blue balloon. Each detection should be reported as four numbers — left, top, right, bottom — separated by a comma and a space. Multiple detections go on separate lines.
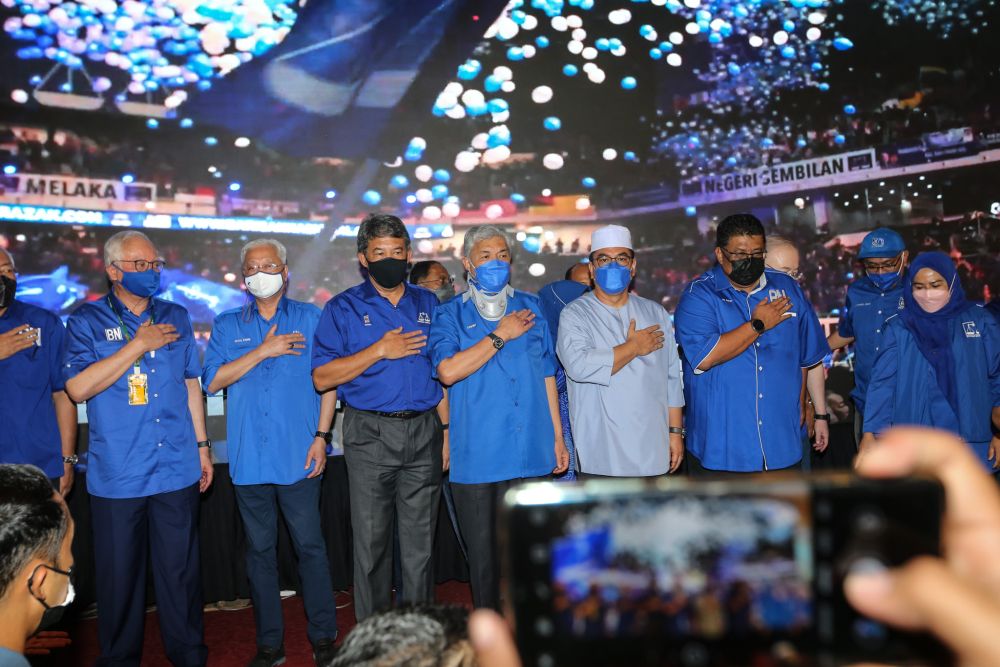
536, 36, 549, 48
843, 104, 857, 115
725, 156, 738, 166
833, 37, 854, 51
204, 136, 218, 146
146, 118, 159, 129
780, 45, 796, 59
457, 66, 478, 81
522, 236, 541, 252
404, 148, 423, 161
708, 32, 722, 44
796, 137, 808, 147
783, 19, 795, 31
466, 103, 488, 117
811, 62, 823, 72
685, 206, 697, 217
434, 169, 451, 183
511, 10, 526, 24
563, 64, 578, 76
507, 47, 524, 61
649, 48, 662, 59
362, 190, 382, 206
727, 62, 742, 76
487, 127, 511, 147
510, 193, 526, 204
624, 151, 637, 161
608, 38, 622, 50
818, 82, 830, 91
432, 185, 449, 199
659, 41, 673, 51
581, 177, 596, 188
484, 75, 503, 93
620, 76, 637, 90
179, 118, 193, 129
595, 38, 610, 51
834, 134, 846, 145
487, 99, 509, 114
639, 24, 655, 37
543, 116, 562, 131
761, 137, 774, 148
390, 174, 410, 189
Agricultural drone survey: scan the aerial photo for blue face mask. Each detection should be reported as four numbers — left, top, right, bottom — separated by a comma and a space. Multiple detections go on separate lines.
118, 268, 161, 298
472, 259, 511, 293
867, 269, 901, 291
595, 264, 631, 295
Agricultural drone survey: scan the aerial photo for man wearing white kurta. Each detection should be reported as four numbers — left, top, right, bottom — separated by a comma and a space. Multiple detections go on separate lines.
557, 225, 686, 477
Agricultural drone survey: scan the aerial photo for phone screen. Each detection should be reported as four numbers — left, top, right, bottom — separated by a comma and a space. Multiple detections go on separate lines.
549, 493, 812, 641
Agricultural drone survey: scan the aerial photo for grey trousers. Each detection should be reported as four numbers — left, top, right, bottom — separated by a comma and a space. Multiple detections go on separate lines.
342, 406, 442, 621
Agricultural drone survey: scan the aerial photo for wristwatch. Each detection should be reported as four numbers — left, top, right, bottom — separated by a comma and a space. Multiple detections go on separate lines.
751, 318, 766, 334
197, 440, 212, 449
814, 413, 831, 422
668, 427, 686, 438
315, 430, 332, 443
63, 455, 78, 465
487, 332, 505, 350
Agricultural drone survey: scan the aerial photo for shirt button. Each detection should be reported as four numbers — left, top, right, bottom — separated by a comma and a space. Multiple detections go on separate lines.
758, 366, 763, 371
758, 393, 763, 398
151, 369, 156, 374
758, 420, 763, 425
877, 310, 882, 314
153, 393, 158, 398
157, 442, 163, 447
155, 418, 160, 423
755, 342, 761, 347
876, 329, 881, 333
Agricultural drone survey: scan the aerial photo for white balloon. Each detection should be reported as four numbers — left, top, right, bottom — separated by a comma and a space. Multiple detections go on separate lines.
582, 62, 597, 73
807, 11, 826, 25
748, 34, 764, 47
567, 40, 583, 54
773, 30, 789, 45
531, 85, 553, 104
496, 16, 519, 40
806, 27, 821, 41
521, 44, 536, 59
493, 66, 513, 81
666, 53, 682, 67
485, 204, 504, 219
415, 165, 433, 182
471, 133, 490, 150
575, 197, 591, 211
461, 89, 485, 107
608, 9, 632, 25
582, 47, 598, 60
10, 89, 28, 104
444, 82, 464, 97
482, 145, 511, 164
543, 153, 564, 170
416, 188, 434, 203
445, 105, 467, 119
587, 68, 606, 83
492, 110, 510, 123
669, 31, 684, 44
611, 45, 627, 56
567, 14, 583, 29
417, 240, 435, 254
551, 16, 568, 31
500, 80, 516, 93
522, 14, 538, 30
410, 137, 427, 150
571, 28, 587, 41
528, 263, 546, 277
685, 22, 700, 34
455, 151, 480, 172
442, 202, 461, 218
602, 148, 618, 160
422, 206, 442, 221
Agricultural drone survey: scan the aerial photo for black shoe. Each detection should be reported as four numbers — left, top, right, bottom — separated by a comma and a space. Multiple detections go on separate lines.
248, 645, 286, 667
312, 637, 338, 666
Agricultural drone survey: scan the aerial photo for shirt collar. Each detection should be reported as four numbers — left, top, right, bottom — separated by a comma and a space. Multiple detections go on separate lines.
249, 294, 289, 319
359, 278, 411, 306
106, 291, 153, 319
710, 263, 767, 295
0, 299, 21, 321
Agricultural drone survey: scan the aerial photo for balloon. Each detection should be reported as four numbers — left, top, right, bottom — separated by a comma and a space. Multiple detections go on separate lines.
602, 148, 617, 160
433, 169, 451, 183
455, 151, 480, 172
362, 190, 382, 206
482, 145, 511, 164
685, 206, 697, 217
471, 133, 489, 150
10, 89, 28, 103
843, 104, 856, 115
620, 76, 637, 90
531, 85, 553, 103
575, 197, 591, 210
416, 188, 433, 203
563, 64, 578, 76
487, 98, 508, 114
581, 177, 596, 188
431, 185, 449, 200
833, 37, 854, 50
390, 174, 409, 189
485, 204, 504, 219
542, 153, 564, 170
442, 202, 461, 218
422, 205, 442, 221
543, 116, 561, 131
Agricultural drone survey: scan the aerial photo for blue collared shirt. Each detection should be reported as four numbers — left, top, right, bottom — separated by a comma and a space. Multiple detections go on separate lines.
203, 297, 323, 486
312, 280, 442, 412
864, 306, 1000, 456
675, 265, 830, 472
837, 275, 906, 411
428, 289, 557, 484
0, 300, 67, 478
64, 294, 201, 499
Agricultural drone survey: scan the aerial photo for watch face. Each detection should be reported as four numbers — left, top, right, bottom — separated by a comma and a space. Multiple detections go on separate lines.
493, 337, 504, 350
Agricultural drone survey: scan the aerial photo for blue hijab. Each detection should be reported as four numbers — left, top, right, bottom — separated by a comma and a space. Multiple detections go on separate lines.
899, 251, 968, 416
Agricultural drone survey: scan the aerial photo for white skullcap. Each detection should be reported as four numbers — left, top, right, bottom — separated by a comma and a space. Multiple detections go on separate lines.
591, 224, 633, 253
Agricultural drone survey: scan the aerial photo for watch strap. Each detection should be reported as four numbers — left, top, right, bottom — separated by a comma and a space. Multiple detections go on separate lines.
813, 413, 831, 422
197, 440, 212, 449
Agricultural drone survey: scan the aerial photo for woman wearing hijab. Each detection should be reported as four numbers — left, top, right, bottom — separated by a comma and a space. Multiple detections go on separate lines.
861, 252, 1000, 469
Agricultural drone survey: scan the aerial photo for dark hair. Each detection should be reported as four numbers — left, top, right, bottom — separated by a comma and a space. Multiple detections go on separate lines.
409, 260, 444, 285
565, 262, 588, 280
716, 213, 765, 248
357, 213, 410, 255
0, 465, 68, 600
329, 604, 471, 667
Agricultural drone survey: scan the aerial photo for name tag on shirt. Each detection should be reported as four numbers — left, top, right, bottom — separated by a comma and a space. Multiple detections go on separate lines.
128, 372, 149, 406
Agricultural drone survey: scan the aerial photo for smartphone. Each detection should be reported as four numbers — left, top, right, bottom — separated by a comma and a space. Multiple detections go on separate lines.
503, 474, 949, 667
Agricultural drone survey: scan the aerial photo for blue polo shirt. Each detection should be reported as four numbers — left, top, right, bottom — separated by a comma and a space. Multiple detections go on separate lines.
64, 294, 201, 499
428, 289, 557, 484
675, 266, 829, 472
864, 307, 1000, 464
837, 275, 906, 412
203, 297, 323, 486
0, 300, 67, 478
312, 280, 442, 412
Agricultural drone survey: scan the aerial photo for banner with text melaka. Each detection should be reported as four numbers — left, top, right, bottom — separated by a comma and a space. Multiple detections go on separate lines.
0, 173, 156, 202
680, 149, 877, 201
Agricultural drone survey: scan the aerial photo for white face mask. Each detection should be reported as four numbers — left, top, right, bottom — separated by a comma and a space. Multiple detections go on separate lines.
245, 271, 284, 299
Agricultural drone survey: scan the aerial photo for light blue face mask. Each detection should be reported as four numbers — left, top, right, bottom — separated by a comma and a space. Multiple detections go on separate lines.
472, 259, 511, 293
867, 267, 902, 291
595, 263, 631, 295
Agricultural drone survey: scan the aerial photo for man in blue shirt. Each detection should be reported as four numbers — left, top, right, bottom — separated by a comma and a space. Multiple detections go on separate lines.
312, 214, 445, 622
202, 239, 338, 667
64, 230, 212, 667
429, 224, 569, 610
827, 228, 908, 444
0, 249, 77, 496
675, 214, 829, 473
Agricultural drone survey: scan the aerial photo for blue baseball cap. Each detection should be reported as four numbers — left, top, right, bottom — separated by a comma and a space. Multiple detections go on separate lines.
858, 228, 905, 259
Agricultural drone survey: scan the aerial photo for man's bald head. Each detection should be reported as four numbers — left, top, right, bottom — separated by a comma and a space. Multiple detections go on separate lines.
766, 235, 801, 279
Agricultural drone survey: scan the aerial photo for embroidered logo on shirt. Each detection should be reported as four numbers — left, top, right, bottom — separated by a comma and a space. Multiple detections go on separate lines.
234, 337, 252, 344
898, 297, 905, 310
768, 288, 787, 301
105, 327, 124, 342
363, 314, 371, 327
466, 323, 477, 329
963, 322, 981, 338
417, 312, 431, 325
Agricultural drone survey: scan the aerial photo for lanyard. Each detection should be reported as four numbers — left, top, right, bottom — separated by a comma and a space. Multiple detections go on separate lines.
107, 296, 154, 371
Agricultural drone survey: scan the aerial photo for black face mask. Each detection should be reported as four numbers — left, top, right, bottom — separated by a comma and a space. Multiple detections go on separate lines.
726, 256, 766, 286
367, 257, 408, 289
0, 275, 15, 309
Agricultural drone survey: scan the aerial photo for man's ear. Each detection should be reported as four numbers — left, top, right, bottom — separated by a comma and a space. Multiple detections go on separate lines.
357, 253, 369, 269
25, 558, 48, 596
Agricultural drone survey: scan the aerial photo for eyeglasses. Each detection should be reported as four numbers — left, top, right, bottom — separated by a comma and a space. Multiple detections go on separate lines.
0, 266, 16, 279
243, 262, 284, 276
115, 259, 165, 272
863, 258, 901, 273
784, 268, 804, 281
592, 253, 634, 268
721, 248, 767, 262
417, 276, 454, 289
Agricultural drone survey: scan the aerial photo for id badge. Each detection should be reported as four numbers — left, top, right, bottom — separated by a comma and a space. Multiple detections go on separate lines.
128, 371, 148, 406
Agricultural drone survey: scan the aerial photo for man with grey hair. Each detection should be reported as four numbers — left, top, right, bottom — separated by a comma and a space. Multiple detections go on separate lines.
312, 213, 445, 621
429, 224, 568, 609
0, 249, 78, 497
203, 239, 339, 666
64, 229, 212, 666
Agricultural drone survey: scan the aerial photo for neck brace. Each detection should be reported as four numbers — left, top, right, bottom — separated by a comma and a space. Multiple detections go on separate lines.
464, 284, 513, 321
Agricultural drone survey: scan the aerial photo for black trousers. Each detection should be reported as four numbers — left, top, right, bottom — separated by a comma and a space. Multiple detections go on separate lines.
450, 477, 545, 611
